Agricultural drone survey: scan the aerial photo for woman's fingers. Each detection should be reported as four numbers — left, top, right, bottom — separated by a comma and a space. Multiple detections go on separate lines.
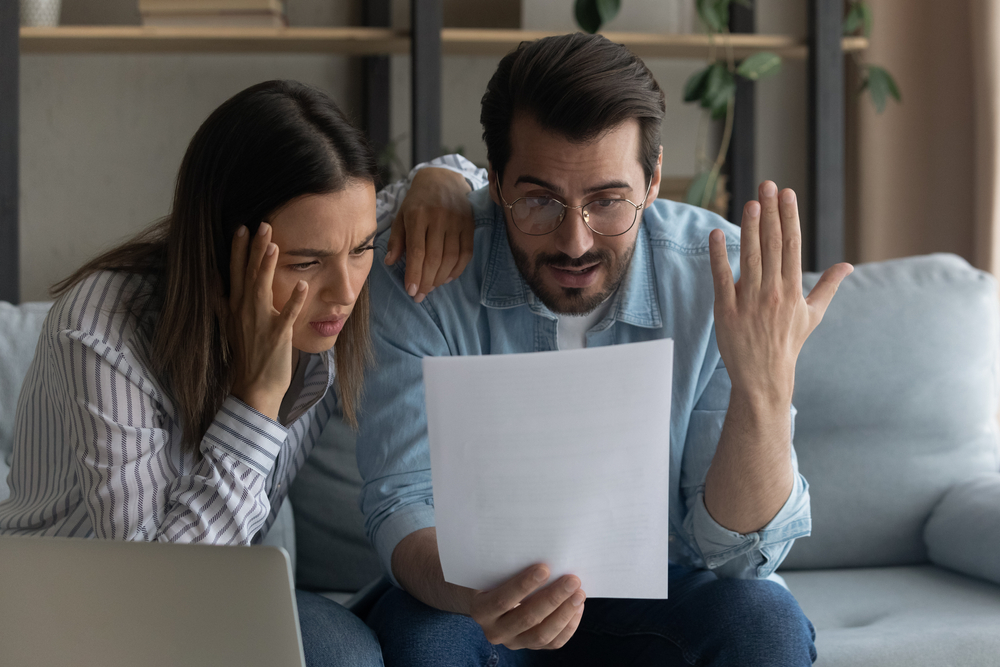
385, 213, 406, 266
256, 241, 279, 313
448, 229, 475, 283
246, 223, 272, 300
279, 280, 308, 329
404, 227, 426, 299
229, 225, 249, 309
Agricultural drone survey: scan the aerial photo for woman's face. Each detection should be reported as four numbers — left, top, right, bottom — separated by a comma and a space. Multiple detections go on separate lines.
267, 180, 377, 354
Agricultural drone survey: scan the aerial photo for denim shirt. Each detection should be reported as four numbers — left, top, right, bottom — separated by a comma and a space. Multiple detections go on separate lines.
357, 166, 811, 587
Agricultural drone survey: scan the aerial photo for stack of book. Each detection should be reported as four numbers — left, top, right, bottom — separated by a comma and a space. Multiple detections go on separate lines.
139, 0, 287, 28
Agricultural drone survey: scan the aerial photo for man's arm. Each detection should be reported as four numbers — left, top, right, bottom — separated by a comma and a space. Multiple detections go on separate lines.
704, 181, 852, 534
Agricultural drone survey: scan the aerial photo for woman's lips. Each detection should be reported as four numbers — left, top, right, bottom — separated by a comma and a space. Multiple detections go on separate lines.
309, 316, 346, 337
547, 262, 601, 289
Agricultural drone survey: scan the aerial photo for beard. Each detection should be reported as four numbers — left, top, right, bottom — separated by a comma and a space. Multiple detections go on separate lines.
507, 234, 637, 316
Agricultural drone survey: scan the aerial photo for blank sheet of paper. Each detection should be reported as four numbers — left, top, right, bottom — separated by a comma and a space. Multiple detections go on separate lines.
422, 338, 673, 599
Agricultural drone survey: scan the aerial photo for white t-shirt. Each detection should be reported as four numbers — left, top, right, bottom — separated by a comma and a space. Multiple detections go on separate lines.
556, 296, 615, 350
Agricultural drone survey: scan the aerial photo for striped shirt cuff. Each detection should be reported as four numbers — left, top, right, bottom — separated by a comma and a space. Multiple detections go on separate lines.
202, 396, 288, 476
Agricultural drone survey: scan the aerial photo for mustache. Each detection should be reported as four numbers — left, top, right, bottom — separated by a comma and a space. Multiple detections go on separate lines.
534, 250, 612, 271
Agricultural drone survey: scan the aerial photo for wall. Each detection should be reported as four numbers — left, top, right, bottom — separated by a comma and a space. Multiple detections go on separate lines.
19, 0, 362, 302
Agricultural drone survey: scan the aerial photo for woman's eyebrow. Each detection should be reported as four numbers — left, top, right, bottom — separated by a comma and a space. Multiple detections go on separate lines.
284, 248, 334, 258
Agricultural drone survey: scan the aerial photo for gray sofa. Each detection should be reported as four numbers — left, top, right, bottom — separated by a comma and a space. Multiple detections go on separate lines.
3, 253, 999, 665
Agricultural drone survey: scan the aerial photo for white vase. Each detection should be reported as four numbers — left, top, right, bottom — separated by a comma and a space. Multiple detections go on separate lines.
20, 0, 62, 27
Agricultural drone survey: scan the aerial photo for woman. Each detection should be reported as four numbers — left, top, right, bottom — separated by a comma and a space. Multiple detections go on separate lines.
0, 80, 475, 666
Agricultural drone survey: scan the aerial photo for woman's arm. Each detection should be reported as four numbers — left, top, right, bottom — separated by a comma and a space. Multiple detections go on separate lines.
51, 290, 287, 544
376, 154, 489, 302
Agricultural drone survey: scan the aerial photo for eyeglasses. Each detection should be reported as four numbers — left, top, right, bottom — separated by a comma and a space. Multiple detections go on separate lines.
496, 174, 651, 237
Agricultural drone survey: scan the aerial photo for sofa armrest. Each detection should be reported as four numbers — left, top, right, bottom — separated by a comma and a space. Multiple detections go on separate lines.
924, 472, 1000, 585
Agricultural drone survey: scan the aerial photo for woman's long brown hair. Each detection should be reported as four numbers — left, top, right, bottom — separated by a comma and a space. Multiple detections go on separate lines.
52, 80, 378, 451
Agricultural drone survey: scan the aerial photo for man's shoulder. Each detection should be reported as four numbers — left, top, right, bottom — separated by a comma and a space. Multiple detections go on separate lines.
643, 199, 740, 257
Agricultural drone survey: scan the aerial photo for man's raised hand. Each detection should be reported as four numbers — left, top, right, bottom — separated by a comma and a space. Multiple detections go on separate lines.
708, 181, 853, 403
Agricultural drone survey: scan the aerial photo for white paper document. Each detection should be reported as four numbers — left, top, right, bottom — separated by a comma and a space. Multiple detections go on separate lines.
422, 338, 673, 599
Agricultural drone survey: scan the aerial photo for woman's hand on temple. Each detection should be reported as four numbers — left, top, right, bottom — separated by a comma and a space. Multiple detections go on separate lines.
385, 167, 475, 303
228, 223, 308, 421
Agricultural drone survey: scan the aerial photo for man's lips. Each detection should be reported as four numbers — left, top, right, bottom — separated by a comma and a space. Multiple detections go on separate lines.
546, 262, 601, 288
309, 315, 346, 337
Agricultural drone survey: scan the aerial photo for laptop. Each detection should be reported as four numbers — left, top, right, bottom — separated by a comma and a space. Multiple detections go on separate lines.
0, 536, 305, 667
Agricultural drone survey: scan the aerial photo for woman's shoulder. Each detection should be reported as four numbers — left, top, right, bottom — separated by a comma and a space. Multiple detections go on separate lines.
46, 270, 158, 350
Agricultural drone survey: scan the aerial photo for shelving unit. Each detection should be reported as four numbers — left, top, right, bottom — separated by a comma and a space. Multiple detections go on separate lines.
0, 0, 860, 302
18, 25, 867, 58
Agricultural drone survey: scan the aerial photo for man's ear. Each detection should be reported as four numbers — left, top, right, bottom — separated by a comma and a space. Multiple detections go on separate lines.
646, 146, 663, 207
487, 162, 501, 206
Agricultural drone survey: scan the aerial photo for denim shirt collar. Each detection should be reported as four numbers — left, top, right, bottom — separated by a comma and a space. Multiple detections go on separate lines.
480, 201, 662, 329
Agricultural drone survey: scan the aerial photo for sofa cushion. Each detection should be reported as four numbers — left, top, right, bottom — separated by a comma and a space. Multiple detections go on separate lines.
289, 402, 382, 592
0, 301, 53, 501
924, 472, 1000, 585
783, 566, 1000, 667
782, 254, 1000, 570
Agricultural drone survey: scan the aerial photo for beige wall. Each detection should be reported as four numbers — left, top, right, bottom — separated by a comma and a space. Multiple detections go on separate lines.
851, 0, 976, 266
19, 0, 361, 302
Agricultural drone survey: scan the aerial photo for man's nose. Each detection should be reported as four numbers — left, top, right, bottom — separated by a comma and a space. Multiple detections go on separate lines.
554, 207, 595, 259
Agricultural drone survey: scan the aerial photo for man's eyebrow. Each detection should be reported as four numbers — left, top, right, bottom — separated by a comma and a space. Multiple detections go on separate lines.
283, 229, 377, 257
512, 175, 633, 196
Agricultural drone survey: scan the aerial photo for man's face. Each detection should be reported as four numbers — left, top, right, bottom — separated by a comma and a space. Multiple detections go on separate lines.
489, 116, 661, 315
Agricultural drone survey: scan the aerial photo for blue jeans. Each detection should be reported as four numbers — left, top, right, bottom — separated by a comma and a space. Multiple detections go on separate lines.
366, 566, 816, 666
296, 590, 384, 667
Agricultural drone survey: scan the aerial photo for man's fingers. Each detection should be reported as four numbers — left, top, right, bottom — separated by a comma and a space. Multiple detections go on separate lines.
758, 180, 782, 287
709, 229, 736, 311
515, 590, 585, 650
475, 565, 549, 624
385, 214, 405, 266
542, 598, 585, 650
229, 225, 249, 309
805, 262, 854, 315
779, 188, 803, 287
279, 280, 308, 328
495, 575, 580, 640
739, 199, 762, 288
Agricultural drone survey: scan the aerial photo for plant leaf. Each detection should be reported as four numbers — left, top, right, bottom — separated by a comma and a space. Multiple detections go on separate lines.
702, 63, 735, 119
574, 0, 601, 34
842, 3, 863, 35
863, 65, 901, 113
687, 170, 718, 207
596, 0, 621, 25
684, 65, 714, 103
859, 1, 874, 38
736, 51, 782, 80
696, 0, 726, 32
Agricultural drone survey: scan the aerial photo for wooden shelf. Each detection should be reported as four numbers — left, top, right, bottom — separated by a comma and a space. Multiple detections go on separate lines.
20, 26, 868, 59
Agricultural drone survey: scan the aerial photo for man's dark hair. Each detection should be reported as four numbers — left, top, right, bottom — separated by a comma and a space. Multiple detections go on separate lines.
481, 32, 666, 181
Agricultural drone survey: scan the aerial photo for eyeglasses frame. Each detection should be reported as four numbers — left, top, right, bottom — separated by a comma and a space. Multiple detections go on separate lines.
495, 173, 653, 237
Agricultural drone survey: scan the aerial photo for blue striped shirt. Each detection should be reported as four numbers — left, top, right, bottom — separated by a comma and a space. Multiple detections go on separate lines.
0, 154, 481, 545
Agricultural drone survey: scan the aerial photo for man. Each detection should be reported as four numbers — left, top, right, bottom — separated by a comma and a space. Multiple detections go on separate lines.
357, 32, 852, 666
